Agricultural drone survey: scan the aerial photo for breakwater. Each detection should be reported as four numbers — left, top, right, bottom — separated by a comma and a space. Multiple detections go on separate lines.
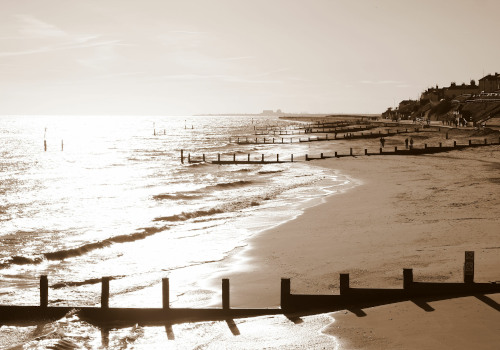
1, 251, 498, 326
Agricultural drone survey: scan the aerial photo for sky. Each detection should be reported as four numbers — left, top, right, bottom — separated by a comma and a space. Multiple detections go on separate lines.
0, 0, 499, 116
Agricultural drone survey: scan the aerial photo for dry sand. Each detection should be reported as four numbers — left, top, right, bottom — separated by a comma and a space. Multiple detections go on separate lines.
219, 138, 500, 349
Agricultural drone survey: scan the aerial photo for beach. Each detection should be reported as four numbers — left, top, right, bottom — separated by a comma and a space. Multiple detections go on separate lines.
218, 144, 500, 348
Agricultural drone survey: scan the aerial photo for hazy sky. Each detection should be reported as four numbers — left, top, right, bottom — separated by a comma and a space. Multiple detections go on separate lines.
1, 0, 499, 115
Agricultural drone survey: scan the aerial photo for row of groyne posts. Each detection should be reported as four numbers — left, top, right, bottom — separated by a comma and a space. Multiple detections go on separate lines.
1, 251, 499, 325
181, 137, 500, 165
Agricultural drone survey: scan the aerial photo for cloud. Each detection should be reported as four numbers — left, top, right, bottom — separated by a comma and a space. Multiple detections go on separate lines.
0, 37, 125, 57
14, 14, 67, 38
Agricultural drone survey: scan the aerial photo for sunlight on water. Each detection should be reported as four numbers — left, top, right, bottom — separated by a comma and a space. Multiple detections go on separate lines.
0, 115, 352, 348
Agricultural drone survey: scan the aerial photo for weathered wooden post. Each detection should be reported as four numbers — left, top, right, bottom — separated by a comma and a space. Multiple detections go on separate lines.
350, 148, 353, 156
162, 278, 169, 310
280, 278, 291, 310
101, 277, 110, 309
439, 142, 442, 148
454, 141, 457, 147
218, 154, 221, 162
203, 154, 206, 162
403, 269, 413, 290
282, 138, 284, 143
222, 279, 230, 310
181, 150, 184, 164
248, 154, 250, 162
464, 251, 474, 283
320, 153, 324, 159
469, 139, 472, 146
277, 154, 279, 162
395, 146, 398, 152
233, 154, 236, 162
188, 153, 191, 163
261, 154, 264, 162
484, 138, 487, 145
273, 138, 275, 143
40, 275, 48, 307
305, 154, 309, 161
291, 154, 294, 162
365, 149, 367, 155
379, 148, 382, 154
335, 151, 338, 157
326, 134, 328, 140
340, 273, 349, 295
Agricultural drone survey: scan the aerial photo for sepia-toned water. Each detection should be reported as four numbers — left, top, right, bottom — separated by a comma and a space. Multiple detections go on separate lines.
0, 115, 348, 348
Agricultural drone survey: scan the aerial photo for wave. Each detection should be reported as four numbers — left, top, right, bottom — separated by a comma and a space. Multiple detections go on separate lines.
51, 277, 109, 289
153, 208, 224, 222
258, 170, 284, 175
0, 226, 168, 268
206, 180, 253, 189
152, 193, 201, 201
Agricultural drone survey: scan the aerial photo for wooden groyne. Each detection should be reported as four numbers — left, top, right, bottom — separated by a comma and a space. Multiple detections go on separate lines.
234, 128, 420, 145
0, 252, 498, 326
253, 125, 376, 136
181, 138, 499, 165
305, 138, 500, 161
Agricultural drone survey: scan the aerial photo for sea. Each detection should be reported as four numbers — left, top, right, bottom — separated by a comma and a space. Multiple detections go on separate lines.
0, 115, 352, 349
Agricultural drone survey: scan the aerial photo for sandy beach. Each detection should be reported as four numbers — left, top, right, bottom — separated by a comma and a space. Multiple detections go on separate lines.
218, 140, 500, 348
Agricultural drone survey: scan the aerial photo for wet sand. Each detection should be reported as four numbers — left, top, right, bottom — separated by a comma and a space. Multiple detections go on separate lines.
220, 143, 500, 348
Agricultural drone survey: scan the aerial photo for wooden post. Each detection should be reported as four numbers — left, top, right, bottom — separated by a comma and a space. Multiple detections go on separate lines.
233, 154, 236, 162
350, 148, 353, 156
40, 275, 48, 307
188, 153, 191, 163
277, 154, 279, 162
273, 138, 275, 143
446, 132, 449, 139
203, 154, 205, 162
424, 144, 427, 149
305, 154, 309, 161
248, 154, 250, 162
439, 142, 442, 148
44, 140, 47, 152
454, 141, 457, 147
282, 138, 284, 143
484, 138, 487, 145
291, 154, 294, 162
340, 273, 349, 295
335, 151, 338, 157
395, 146, 397, 152
262, 154, 264, 162
365, 149, 367, 155
320, 153, 324, 159
181, 150, 184, 164
403, 269, 413, 290
464, 251, 474, 283
162, 278, 169, 309
469, 139, 472, 146
222, 279, 230, 310
101, 277, 110, 309
379, 148, 382, 154
281, 278, 290, 310
218, 154, 220, 162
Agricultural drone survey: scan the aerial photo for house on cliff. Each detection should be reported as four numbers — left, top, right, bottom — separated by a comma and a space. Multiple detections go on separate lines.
421, 85, 445, 102
444, 80, 480, 99
479, 73, 500, 93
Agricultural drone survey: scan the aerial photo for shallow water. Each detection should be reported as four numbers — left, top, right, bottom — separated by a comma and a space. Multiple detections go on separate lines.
0, 115, 349, 348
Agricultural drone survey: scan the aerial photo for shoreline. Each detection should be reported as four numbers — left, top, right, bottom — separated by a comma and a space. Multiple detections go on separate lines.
213, 145, 500, 348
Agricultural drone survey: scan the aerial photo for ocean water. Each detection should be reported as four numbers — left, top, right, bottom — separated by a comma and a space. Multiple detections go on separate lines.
0, 115, 349, 348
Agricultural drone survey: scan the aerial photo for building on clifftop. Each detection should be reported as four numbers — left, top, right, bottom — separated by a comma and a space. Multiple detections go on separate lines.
479, 73, 500, 93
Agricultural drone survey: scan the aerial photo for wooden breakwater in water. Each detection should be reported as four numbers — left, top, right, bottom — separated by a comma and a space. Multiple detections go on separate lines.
181, 138, 500, 165
0, 251, 498, 326
305, 138, 500, 161
241, 127, 421, 144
